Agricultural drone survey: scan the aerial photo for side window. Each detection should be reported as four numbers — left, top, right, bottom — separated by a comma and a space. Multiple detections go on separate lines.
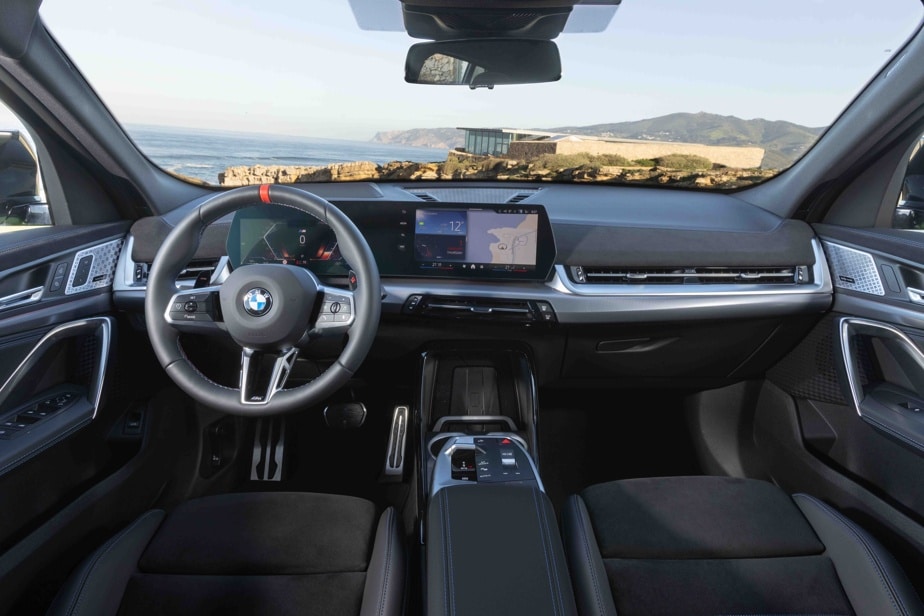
0, 101, 50, 230
894, 135, 924, 230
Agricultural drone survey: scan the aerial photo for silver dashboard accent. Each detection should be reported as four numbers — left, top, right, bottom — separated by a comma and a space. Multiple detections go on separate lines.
379, 239, 832, 324
114, 235, 231, 292
0, 286, 44, 312
554, 238, 832, 298
239, 347, 298, 405
65, 239, 124, 295
823, 241, 885, 296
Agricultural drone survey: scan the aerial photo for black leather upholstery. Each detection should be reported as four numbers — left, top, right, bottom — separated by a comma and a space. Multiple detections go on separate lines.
562, 476, 924, 616
427, 484, 578, 616
48, 492, 404, 616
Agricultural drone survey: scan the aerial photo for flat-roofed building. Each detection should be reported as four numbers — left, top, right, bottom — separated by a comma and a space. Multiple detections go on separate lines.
457, 127, 766, 168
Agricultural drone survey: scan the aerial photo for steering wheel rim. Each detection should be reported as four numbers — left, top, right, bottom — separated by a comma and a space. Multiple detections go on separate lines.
144, 184, 381, 416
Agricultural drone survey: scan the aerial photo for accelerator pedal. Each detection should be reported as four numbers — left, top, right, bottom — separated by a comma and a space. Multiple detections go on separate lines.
382, 404, 409, 480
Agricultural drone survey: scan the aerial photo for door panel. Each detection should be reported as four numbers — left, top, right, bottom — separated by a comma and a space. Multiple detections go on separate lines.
759, 223, 924, 581
0, 224, 181, 614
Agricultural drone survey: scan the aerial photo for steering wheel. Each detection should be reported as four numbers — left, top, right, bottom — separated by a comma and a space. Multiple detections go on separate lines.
144, 184, 381, 416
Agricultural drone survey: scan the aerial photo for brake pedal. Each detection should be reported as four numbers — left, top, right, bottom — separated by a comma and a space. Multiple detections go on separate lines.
382, 405, 409, 479
250, 416, 286, 481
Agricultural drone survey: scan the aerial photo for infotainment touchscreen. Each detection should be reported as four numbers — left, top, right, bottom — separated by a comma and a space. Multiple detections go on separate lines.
413, 208, 540, 273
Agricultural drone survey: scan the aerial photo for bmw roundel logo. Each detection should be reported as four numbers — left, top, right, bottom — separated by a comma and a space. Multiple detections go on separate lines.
243, 288, 273, 317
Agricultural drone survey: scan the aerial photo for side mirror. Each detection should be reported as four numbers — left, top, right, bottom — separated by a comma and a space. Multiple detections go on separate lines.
0, 130, 48, 226
405, 39, 561, 89
894, 174, 924, 230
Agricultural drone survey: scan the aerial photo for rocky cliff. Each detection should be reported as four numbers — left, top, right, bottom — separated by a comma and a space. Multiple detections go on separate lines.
219, 153, 775, 189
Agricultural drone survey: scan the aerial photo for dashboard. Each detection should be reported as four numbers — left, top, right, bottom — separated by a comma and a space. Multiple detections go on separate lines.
114, 181, 835, 385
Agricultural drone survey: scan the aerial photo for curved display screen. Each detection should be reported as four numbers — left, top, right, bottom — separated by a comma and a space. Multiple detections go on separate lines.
414, 208, 540, 274
227, 201, 556, 281
227, 205, 349, 276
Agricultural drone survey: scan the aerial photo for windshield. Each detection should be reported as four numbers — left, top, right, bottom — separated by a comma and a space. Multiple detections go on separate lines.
40, 0, 924, 190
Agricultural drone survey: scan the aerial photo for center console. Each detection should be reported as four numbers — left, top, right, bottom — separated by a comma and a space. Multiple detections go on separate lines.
417, 348, 577, 616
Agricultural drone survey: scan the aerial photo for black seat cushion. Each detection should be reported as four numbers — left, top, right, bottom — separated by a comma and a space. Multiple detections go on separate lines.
581, 475, 823, 559
49, 492, 404, 616
563, 476, 924, 616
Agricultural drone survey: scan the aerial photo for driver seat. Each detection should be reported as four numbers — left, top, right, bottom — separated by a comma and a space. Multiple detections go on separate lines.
47, 491, 404, 616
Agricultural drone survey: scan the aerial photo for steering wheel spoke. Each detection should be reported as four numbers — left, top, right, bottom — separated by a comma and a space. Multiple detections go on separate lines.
311, 285, 356, 336
164, 286, 226, 335
240, 347, 299, 405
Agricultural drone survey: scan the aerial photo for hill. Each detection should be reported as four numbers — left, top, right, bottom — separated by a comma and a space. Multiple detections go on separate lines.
371, 113, 825, 168
370, 127, 464, 150
551, 113, 825, 169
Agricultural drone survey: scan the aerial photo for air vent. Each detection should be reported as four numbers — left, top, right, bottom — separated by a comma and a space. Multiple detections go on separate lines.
506, 192, 535, 204
138, 258, 221, 287
405, 187, 540, 203
402, 294, 556, 323
570, 265, 809, 285
177, 260, 220, 284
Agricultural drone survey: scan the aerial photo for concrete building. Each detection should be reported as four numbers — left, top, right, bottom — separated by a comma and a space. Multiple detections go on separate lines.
457, 127, 766, 168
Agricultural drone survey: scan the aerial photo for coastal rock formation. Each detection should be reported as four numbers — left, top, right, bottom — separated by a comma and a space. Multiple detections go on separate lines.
219, 154, 776, 190
219, 165, 319, 187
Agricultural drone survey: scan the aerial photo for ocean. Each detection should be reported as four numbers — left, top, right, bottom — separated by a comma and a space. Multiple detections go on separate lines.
128, 125, 448, 185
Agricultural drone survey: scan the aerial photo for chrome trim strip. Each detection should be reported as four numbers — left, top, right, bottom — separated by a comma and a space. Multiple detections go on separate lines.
837, 317, 924, 417
550, 238, 831, 297
0, 316, 112, 418
113, 234, 137, 291
0, 286, 44, 311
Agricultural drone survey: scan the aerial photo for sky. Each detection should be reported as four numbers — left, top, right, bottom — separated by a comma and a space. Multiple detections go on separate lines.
5, 0, 921, 141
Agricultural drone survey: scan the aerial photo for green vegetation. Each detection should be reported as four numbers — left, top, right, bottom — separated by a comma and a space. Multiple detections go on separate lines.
653, 153, 713, 170
530, 152, 631, 170
632, 159, 656, 167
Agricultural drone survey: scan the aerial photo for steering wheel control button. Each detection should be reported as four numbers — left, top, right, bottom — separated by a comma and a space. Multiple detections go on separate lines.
184, 301, 198, 313
243, 288, 273, 317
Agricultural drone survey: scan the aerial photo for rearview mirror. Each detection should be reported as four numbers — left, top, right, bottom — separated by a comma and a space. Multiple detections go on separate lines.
405, 39, 561, 89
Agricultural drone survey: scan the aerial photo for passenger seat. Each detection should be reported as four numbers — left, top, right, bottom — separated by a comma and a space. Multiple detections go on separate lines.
562, 475, 923, 616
